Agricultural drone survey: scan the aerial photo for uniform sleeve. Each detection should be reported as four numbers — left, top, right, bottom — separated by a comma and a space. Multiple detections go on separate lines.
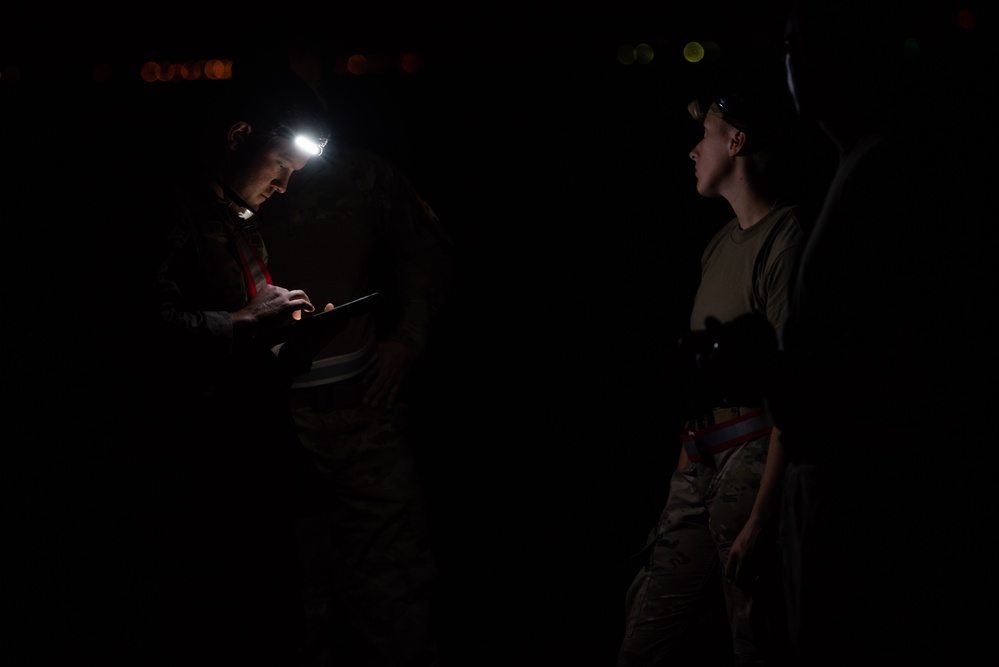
147, 201, 237, 366
761, 212, 804, 341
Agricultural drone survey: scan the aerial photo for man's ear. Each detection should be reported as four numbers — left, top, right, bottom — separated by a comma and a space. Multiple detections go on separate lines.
729, 130, 745, 156
227, 121, 253, 151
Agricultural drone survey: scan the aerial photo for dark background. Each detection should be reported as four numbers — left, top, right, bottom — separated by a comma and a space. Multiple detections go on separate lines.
4, 2, 994, 664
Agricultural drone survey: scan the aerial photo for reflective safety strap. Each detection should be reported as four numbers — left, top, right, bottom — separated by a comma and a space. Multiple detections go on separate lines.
232, 229, 272, 297
681, 407, 773, 462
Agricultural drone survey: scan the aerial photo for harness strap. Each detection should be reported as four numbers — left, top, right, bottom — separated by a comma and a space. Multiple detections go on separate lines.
681, 407, 773, 462
232, 229, 272, 297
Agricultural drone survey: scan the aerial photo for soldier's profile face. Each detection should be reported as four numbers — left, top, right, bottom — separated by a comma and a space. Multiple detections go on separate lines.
229, 135, 312, 212
689, 113, 733, 198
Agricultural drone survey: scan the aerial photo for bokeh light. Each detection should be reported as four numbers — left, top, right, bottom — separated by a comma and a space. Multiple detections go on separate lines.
400, 53, 422, 73
634, 43, 654, 64
683, 42, 704, 63
204, 59, 231, 80
139, 59, 231, 83
347, 54, 369, 75
957, 9, 975, 29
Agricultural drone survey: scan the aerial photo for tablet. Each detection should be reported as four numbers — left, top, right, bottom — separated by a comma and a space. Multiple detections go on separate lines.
257, 292, 385, 348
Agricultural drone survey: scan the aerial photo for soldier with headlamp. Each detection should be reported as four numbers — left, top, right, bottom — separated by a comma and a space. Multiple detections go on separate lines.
135, 60, 335, 665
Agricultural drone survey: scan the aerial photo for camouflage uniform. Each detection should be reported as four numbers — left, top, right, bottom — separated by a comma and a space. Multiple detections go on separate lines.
262, 144, 453, 667
620, 416, 782, 667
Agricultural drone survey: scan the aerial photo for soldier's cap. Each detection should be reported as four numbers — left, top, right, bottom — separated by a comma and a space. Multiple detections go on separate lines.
688, 77, 794, 147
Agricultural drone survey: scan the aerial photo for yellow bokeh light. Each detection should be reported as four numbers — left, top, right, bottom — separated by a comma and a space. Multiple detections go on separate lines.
617, 44, 636, 65
684, 42, 704, 63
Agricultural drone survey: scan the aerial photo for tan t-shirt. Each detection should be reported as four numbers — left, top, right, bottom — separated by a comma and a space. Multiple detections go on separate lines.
688, 203, 803, 338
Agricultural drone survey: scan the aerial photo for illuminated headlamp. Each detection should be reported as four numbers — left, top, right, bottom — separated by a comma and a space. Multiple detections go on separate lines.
294, 134, 327, 156
275, 126, 328, 156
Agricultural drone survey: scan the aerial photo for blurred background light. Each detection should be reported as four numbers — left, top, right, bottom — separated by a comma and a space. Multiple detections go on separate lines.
634, 43, 654, 64
400, 52, 422, 73
139, 59, 231, 83
347, 54, 369, 75
683, 41, 704, 63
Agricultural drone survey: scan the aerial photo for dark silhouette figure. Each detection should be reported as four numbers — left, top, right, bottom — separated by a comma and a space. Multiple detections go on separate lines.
770, 2, 999, 664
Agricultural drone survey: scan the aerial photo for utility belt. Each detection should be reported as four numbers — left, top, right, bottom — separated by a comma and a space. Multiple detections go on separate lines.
288, 375, 366, 411
681, 406, 773, 463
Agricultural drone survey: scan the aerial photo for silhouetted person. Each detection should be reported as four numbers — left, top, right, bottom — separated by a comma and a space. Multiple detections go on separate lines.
771, 2, 998, 664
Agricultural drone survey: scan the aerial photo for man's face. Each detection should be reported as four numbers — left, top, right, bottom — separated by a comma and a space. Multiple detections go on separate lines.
228, 135, 311, 212
689, 113, 734, 198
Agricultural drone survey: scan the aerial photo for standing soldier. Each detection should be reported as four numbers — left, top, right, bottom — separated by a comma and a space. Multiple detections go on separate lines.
618, 67, 802, 667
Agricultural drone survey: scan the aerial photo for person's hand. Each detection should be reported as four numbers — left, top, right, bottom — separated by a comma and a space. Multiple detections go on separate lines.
361, 340, 417, 409
725, 516, 765, 589
292, 302, 333, 321
276, 302, 335, 374
230, 284, 315, 338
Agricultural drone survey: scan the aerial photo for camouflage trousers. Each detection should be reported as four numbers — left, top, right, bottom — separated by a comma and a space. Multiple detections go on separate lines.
291, 398, 438, 667
619, 432, 786, 667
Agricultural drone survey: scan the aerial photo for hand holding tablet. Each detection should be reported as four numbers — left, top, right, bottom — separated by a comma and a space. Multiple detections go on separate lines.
256, 292, 385, 349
